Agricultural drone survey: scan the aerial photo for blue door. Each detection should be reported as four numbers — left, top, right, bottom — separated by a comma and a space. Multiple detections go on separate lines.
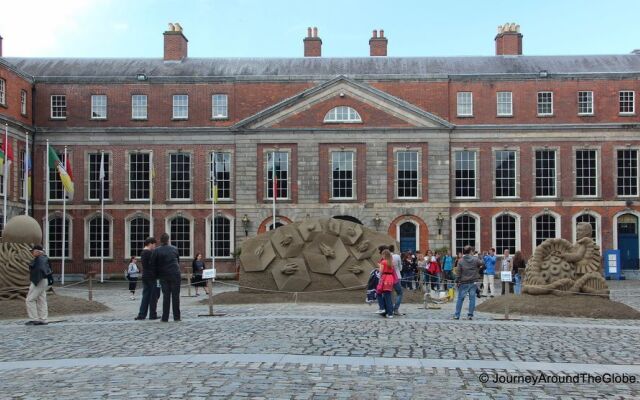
399, 222, 417, 253
618, 214, 639, 269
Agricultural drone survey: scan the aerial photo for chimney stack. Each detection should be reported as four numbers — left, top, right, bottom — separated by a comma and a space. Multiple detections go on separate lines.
303, 27, 322, 57
369, 29, 388, 56
164, 23, 188, 61
495, 23, 522, 55
0, 35, 3, 57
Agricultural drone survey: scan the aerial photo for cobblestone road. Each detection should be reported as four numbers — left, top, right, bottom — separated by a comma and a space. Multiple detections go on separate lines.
0, 281, 639, 399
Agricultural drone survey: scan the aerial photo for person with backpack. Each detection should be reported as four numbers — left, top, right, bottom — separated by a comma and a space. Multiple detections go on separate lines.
127, 257, 140, 300
453, 245, 484, 320
25, 244, 52, 326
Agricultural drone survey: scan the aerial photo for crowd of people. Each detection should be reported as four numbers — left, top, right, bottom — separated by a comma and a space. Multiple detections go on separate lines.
367, 245, 527, 320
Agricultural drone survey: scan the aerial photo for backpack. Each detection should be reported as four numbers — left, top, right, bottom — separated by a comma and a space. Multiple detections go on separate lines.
45, 258, 54, 286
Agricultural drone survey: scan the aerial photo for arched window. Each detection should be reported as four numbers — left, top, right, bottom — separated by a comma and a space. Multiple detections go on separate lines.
576, 213, 598, 243
88, 216, 110, 258
324, 106, 362, 123
454, 214, 477, 255
169, 216, 192, 258
398, 221, 418, 253
210, 216, 232, 258
128, 217, 150, 258
534, 213, 558, 247
48, 216, 71, 259
494, 213, 518, 254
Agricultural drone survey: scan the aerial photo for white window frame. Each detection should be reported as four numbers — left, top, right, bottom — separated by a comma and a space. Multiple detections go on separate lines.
128, 151, 151, 201
395, 149, 421, 200
616, 148, 640, 198
395, 219, 420, 250
492, 212, 521, 255
451, 211, 481, 255
47, 213, 72, 260
209, 151, 233, 201
323, 106, 362, 123
578, 91, 594, 116
496, 91, 513, 116
84, 213, 113, 260
87, 152, 111, 201
205, 214, 235, 260
537, 91, 553, 116
131, 94, 148, 120
124, 213, 151, 259
50, 95, 67, 119
619, 91, 635, 115
330, 150, 356, 200
575, 148, 599, 198
20, 90, 27, 115
0, 79, 5, 105
534, 148, 558, 198
172, 94, 189, 120
456, 92, 473, 117
91, 95, 107, 120
531, 211, 561, 250
212, 94, 228, 119
494, 149, 518, 199
165, 213, 194, 259
612, 210, 640, 253
265, 150, 290, 201
168, 152, 192, 201
572, 211, 601, 247
453, 149, 478, 199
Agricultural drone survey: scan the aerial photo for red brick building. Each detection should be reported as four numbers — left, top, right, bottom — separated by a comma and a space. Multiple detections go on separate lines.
1, 23, 639, 278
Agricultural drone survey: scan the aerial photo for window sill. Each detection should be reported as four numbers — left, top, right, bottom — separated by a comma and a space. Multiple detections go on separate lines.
211, 117, 229, 121
87, 199, 113, 203
616, 195, 640, 200
578, 113, 595, 117
573, 196, 601, 200
452, 197, 480, 201
21, 112, 28, 117
493, 197, 520, 201
329, 199, 359, 203
125, 199, 151, 203
533, 196, 560, 201
49, 258, 72, 261
263, 199, 292, 204
172, 117, 189, 121
323, 121, 363, 124
131, 118, 148, 121
90, 118, 108, 121
536, 114, 554, 118
456, 115, 474, 118
0, 103, 7, 109
394, 198, 424, 203
208, 199, 234, 203
167, 199, 193, 204
619, 113, 637, 117
86, 258, 114, 261
49, 117, 67, 121
496, 115, 513, 118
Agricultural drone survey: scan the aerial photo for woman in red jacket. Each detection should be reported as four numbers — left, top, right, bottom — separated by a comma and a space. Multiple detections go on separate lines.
378, 249, 396, 318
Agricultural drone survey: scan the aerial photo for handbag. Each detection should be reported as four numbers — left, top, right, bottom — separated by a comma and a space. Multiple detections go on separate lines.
381, 275, 394, 292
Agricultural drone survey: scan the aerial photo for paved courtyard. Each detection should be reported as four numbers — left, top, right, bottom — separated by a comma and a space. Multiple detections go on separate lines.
1, 281, 639, 399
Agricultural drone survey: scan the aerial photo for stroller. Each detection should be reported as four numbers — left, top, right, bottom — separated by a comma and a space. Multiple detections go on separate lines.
365, 269, 381, 304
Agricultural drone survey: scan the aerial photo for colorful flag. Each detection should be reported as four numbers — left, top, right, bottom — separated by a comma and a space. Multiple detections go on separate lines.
0, 138, 12, 175
24, 150, 31, 198
99, 152, 105, 201
211, 155, 218, 203
48, 146, 74, 194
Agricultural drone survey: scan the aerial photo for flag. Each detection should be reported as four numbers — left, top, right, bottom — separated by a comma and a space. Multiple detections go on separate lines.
0, 144, 4, 175
99, 152, 105, 202
149, 152, 155, 201
48, 146, 74, 194
272, 156, 278, 201
0, 138, 12, 175
24, 150, 31, 198
211, 154, 218, 203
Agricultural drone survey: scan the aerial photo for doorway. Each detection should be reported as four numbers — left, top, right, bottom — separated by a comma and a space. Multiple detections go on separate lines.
399, 221, 417, 253
618, 213, 639, 269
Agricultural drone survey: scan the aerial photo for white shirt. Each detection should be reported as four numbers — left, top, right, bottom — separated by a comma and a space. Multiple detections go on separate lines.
128, 263, 140, 278
392, 253, 402, 279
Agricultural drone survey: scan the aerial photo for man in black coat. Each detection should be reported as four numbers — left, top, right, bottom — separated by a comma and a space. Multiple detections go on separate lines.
151, 233, 181, 322
135, 237, 160, 320
25, 245, 52, 326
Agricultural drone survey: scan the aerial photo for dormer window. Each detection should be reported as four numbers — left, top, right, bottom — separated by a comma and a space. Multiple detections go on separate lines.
324, 106, 362, 123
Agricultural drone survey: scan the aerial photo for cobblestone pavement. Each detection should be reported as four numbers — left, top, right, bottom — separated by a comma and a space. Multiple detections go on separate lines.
0, 281, 639, 399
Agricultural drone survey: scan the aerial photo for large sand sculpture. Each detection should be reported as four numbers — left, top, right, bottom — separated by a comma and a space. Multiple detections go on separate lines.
523, 222, 609, 297
239, 218, 397, 292
0, 215, 43, 300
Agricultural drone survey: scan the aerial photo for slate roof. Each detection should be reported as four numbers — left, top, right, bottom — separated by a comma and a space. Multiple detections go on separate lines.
4, 55, 640, 80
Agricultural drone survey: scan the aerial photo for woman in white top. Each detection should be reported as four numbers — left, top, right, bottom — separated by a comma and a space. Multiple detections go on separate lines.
500, 249, 514, 295
127, 257, 140, 300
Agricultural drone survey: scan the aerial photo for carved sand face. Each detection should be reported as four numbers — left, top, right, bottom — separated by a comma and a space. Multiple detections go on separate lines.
576, 222, 592, 241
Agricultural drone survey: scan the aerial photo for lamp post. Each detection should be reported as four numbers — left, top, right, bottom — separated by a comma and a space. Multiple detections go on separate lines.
241, 214, 250, 237
373, 214, 382, 231
436, 212, 444, 237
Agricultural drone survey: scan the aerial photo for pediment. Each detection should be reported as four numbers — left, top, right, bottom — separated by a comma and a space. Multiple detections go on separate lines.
233, 76, 452, 130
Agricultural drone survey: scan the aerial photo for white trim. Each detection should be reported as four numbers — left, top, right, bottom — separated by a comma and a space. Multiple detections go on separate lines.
205, 213, 235, 260
456, 91, 473, 117
531, 210, 562, 251
46, 212, 72, 260
612, 210, 640, 257
172, 94, 189, 120
90, 94, 107, 120
452, 149, 479, 200
395, 219, 420, 252
571, 211, 601, 247
168, 151, 192, 201
451, 211, 481, 254
492, 211, 521, 253
574, 147, 600, 198
536, 91, 553, 116
165, 212, 194, 260
494, 148, 519, 199
395, 148, 421, 200
211, 94, 229, 119
84, 212, 113, 260
577, 90, 594, 116
615, 147, 640, 198
323, 106, 362, 123
50, 94, 67, 119
533, 147, 559, 198
124, 212, 150, 260
496, 91, 513, 117
619, 90, 635, 115
329, 149, 356, 200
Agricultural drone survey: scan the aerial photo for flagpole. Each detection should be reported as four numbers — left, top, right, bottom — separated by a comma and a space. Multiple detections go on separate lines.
149, 151, 153, 237
45, 140, 50, 253
100, 150, 105, 283
212, 153, 216, 273
24, 132, 29, 215
272, 151, 276, 229
61, 146, 68, 285
3, 123, 8, 228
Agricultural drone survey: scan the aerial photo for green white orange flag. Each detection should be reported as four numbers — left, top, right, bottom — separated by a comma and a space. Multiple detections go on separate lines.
48, 146, 74, 194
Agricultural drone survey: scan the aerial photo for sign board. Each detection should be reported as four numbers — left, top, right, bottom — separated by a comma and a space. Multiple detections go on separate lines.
603, 250, 622, 280
202, 268, 216, 280
500, 271, 512, 282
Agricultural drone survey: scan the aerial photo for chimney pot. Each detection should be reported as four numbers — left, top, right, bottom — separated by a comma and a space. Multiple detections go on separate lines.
0, 35, 3, 57
164, 23, 188, 61
307, 27, 312, 38
304, 27, 322, 57
313, 27, 318, 38
379, 29, 384, 38
495, 22, 522, 55
372, 29, 378, 38
369, 28, 388, 57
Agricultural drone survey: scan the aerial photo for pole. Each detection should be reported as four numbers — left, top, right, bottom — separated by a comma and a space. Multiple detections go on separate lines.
3, 123, 9, 228
24, 132, 29, 215
45, 140, 50, 253
272, 151, 276, 229
211, 152, 216, 276
149, 151, 154, 237
61, 146, 67, 285
100, 150, 105, 283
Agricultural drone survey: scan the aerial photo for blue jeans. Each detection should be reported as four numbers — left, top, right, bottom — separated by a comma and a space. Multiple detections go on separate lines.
377, 292, 385, 310
514, 273, 522, 295
382, 291, 394, 316
393, 282, 403, 312
137, 279, 160, 319
454, 283, 477, 318
402, 272, 414, 289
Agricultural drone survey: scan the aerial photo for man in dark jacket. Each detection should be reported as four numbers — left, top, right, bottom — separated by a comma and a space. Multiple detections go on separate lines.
25, 245, 52, 326
135, 237, 159, 320
151, 233, 181, 322
453, 245, 484, 320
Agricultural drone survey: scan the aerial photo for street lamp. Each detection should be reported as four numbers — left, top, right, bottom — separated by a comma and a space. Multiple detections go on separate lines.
241, 214, 250, 237
373, 214, 382, 231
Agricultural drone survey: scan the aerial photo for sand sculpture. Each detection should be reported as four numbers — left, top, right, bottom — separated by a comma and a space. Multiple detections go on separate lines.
239, 218, 397, 292
0, 215, 43, 300
522, 222, 609, 297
